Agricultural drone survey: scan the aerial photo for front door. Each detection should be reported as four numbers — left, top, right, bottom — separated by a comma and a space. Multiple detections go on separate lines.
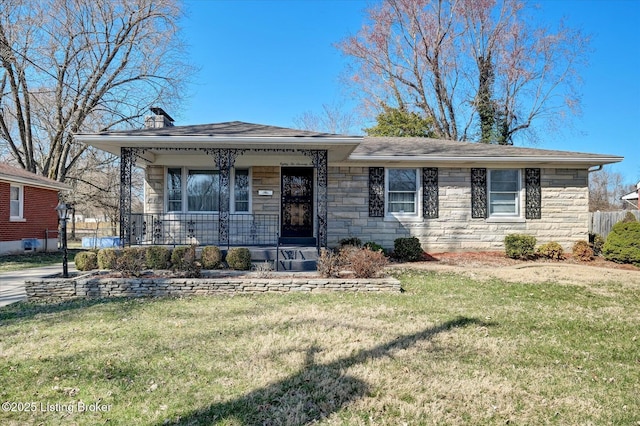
281, 167, 314, 238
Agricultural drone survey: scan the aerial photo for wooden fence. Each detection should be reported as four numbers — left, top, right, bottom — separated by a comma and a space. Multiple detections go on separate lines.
589, 210, 640, 238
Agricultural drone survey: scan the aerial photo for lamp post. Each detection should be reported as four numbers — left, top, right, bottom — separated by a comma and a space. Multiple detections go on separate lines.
56, 202, 69, 278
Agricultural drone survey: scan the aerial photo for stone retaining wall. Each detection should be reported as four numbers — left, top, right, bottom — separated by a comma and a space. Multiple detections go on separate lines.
25, 274, 402, 301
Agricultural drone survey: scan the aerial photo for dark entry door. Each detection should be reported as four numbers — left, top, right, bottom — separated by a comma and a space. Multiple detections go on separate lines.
281, 167, 314, 238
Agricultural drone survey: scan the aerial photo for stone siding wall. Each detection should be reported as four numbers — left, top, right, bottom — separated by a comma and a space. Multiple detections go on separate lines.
252, 166, 280, 215
145, 165, 164, 214
327, 166, 589, 252
25, 275, 402, 300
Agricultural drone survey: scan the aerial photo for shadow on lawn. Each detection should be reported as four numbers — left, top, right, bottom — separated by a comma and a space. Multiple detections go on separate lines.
0, 297, 145, 325
163, 316, 486, 425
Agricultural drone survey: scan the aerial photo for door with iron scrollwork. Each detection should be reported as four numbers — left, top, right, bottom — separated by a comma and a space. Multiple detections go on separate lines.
281, 168, 314, 238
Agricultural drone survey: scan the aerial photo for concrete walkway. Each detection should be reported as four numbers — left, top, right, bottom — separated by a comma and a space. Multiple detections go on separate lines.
0, 264, 77, 307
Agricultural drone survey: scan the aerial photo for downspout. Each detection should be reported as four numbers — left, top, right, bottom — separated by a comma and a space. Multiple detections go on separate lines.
588, 165, 603, 173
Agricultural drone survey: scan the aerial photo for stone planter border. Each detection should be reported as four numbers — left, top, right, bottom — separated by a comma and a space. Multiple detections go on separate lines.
25, 272, 402, 301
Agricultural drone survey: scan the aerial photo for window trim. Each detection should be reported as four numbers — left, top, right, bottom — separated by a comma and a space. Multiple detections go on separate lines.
385, 168, 421, 218
9, 184, 24, 220
165, 167, 251, 214
487, 169, 521, 218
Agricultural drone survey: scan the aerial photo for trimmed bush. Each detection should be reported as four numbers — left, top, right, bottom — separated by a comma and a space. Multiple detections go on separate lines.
602, 221, 640, 266
573, 240, 594, 262
201, 246, 223, 269
504, 234, 537, 259
590, 234, 605, 256
338, 237, 362, 248
115, 247, 146, 276
347, 247, 388, 278
363, 241, 385, 254
393, 237, 423, 262
226, 247, 252, 270
97, 248, 118, 269
537, 241, 565, 260
75, 251, 98, 271
171, 245, 201, 277
317, 248, 341, 278
145, 246, 170, 269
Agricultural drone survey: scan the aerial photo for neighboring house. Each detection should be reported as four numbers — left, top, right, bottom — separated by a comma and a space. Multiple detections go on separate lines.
0, 164, 71, 255
621, 181, 640, 210
76, 109, 623, 252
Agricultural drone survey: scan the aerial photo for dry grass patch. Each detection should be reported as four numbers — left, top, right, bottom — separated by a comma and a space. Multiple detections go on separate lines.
0, 271, 638, 425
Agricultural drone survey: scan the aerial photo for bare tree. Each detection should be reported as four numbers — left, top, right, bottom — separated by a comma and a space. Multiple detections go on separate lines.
293, 103, 361, 135
589, 168, 635, 212
337, 0, 589, 144
0, 0, 191, 181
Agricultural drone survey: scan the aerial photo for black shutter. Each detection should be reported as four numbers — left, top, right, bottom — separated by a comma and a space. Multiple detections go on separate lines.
525, 168, 542, 219
422, 168, 439, 219
471, 168, 488, 218
369, 167, 385, 217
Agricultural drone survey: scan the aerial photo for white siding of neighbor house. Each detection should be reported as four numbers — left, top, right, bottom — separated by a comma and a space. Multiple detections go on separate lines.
327, 166, 589, 252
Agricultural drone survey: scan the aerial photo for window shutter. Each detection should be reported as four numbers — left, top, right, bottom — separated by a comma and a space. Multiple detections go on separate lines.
471, 168, 488, 218
422, 168, 439, 219
525, 168, 542, 219
369, 167, 385, 217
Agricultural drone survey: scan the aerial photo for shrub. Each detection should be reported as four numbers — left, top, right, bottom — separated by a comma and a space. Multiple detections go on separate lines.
226, 247, 252, 270
338, 237, 362, 248
363, 241, 385, 254
97, 248, 118, 269
317, 248, 342, 278
74, 251, 98, 271
590, 234, 605, 256
504, 234, 537, 259
393, 237, 423, 262
201, 246, 223, 269
115, 247, 146, 276
537, 241, 565, 260
171, 245, 201, 277
346, 247, 388, 278
602, 221, 640, 266
253, 261, 273, 278
573, 240, 594, 261
145, 246, 170, 269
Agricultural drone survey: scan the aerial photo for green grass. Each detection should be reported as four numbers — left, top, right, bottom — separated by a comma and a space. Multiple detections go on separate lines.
0, 251, 78, 272
0, 270, 638, 425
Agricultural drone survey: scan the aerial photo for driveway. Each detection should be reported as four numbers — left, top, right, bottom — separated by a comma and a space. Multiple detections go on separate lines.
0, 264, 77, 307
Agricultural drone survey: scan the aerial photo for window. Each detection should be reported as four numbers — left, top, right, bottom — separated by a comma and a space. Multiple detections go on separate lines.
488, 169, 520, 216
234, 169, 250, 212
10, 184, 23, 219
386, 169, 419, 215
167, 168, 249, 213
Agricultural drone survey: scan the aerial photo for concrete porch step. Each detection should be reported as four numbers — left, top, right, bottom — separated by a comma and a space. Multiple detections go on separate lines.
248, 246, 319, 272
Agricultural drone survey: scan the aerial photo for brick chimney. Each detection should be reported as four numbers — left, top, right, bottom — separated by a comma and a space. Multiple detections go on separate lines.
144, 107, 174, 128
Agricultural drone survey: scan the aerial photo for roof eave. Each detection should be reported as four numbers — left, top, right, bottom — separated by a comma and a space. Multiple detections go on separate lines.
0, 174, 72, 191
347, 154, 623, 166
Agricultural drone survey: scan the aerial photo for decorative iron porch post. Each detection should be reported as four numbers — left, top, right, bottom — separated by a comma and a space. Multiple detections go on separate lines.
301, 149, 328, 249
119, 147, 135, 247
204, 148, 246, 247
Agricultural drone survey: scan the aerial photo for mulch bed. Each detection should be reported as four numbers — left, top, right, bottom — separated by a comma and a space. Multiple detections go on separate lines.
420, 251, 639, 271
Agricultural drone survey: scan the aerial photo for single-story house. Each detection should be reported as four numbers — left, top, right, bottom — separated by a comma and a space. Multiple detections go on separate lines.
621, 181, 640, 210
76, 109, 623, 253
0, 163, 71, 255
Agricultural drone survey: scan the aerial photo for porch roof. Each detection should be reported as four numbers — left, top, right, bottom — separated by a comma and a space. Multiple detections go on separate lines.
75, 121, 362, 163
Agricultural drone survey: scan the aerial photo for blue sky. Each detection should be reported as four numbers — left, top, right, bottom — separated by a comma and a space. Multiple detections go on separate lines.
178, 0, 640, 182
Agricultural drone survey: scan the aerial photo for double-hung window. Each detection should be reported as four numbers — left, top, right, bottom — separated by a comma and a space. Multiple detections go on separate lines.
488, 169, 520, 216
386, 168, 419, 216
10, 184, 23, 220
167, 168, 249, 213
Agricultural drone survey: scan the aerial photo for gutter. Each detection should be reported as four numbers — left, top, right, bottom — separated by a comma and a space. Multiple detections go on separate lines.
347, 154, 624, 165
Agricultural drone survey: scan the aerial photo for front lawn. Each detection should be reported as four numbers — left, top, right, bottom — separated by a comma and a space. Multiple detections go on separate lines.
0, 271, 638, 425
0, 251, 78, 272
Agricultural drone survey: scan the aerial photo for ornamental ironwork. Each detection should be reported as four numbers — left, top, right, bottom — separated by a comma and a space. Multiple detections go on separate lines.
422, 168, 439, 219
525, 168, 542, 219
369, 167, 385, 217
300, 149, 328, 248
471, 168, 487, 219
120, 147, 147, 246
